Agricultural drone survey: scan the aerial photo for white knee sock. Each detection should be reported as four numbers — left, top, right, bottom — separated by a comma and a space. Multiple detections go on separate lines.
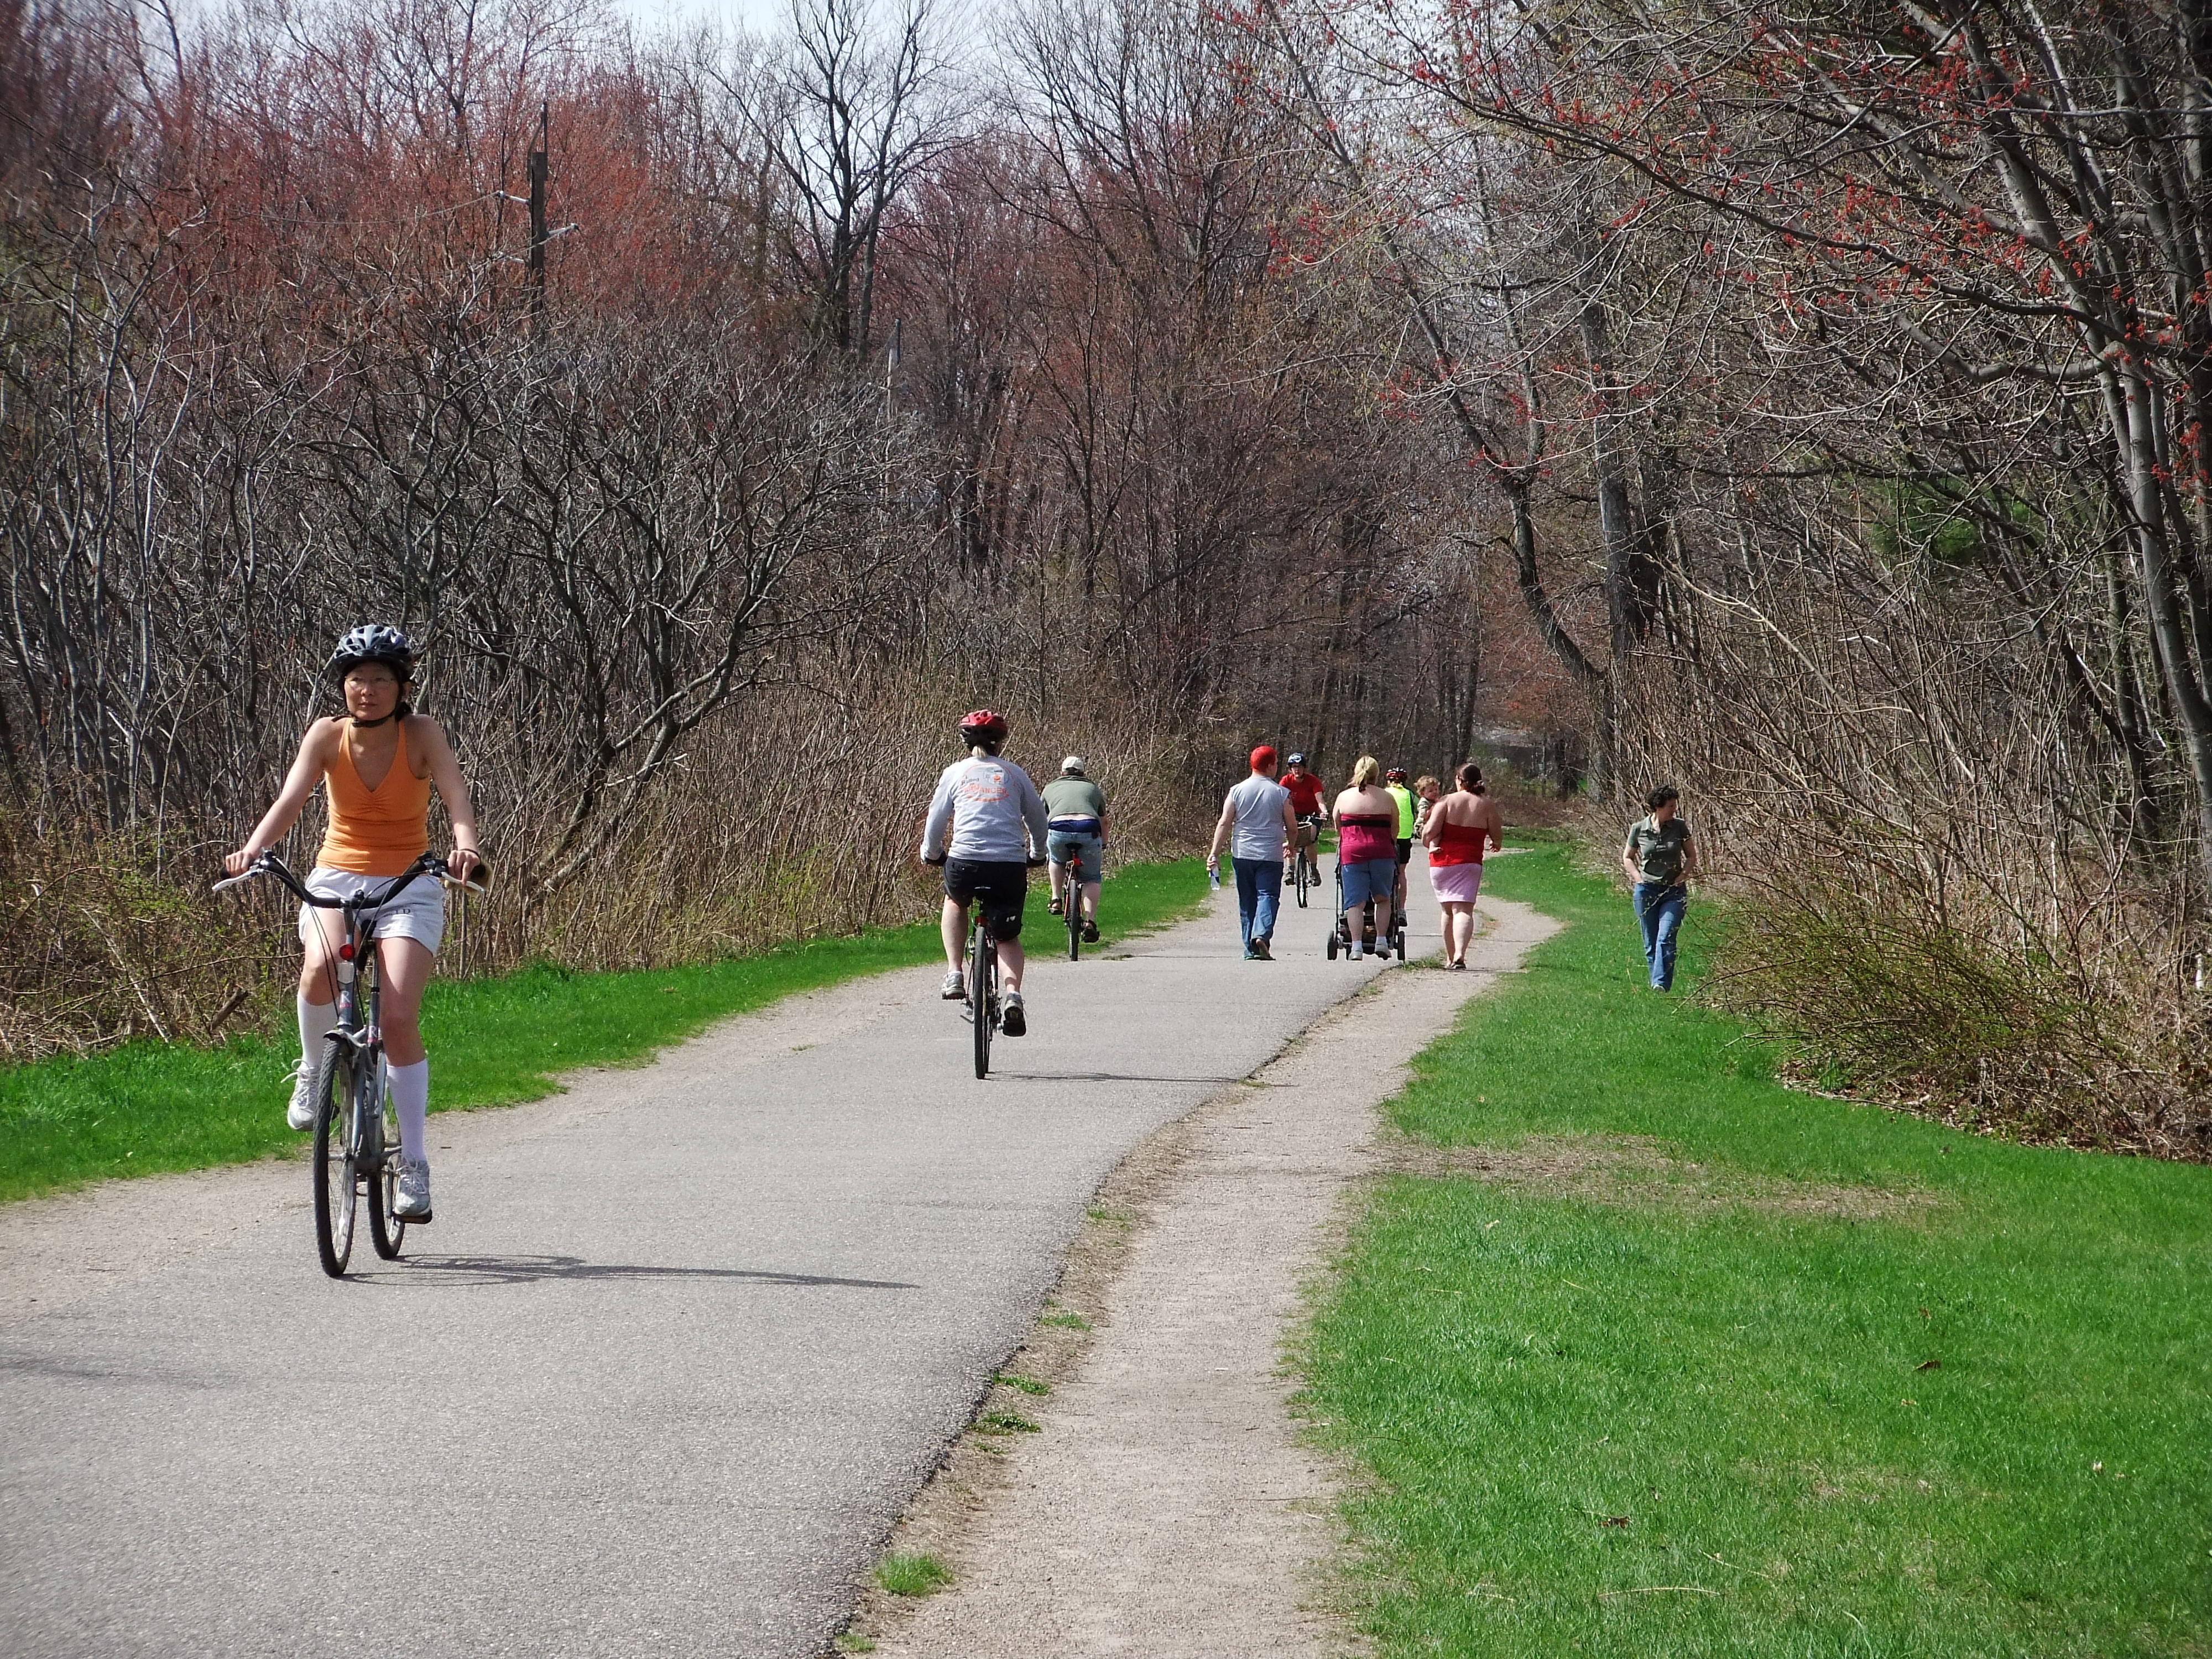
388, 1059, 429, 1162
296, 995, 337, 1078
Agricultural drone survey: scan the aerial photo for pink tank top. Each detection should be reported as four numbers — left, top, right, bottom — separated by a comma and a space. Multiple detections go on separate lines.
1337, 812, 1396, 864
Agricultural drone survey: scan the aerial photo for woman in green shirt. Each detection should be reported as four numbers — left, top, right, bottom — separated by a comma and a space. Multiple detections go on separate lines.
1622, 784, 1699, 990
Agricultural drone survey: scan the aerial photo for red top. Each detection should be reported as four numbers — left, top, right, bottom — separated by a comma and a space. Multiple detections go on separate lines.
1429, 818, 1489, 868
1281, 772, 1325, 816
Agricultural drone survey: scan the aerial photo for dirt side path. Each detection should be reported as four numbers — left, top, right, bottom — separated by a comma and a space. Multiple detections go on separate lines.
860, 896, 1560, 1658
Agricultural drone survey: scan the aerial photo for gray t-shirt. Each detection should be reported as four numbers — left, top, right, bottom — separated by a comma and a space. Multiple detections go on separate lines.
1625, 814, 1692, 885
1227, 775, 1291, 861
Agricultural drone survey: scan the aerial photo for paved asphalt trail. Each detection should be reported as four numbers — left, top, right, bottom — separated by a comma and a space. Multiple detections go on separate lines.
2, 859, 1434, 1657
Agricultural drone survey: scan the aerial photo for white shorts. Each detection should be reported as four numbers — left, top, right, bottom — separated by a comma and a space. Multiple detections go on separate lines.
298, 867, 447, 955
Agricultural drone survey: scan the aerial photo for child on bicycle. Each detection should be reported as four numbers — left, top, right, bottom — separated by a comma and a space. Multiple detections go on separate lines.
225, 626, 482, 1221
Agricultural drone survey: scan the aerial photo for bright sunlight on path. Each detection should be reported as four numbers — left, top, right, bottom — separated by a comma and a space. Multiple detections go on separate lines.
1, 859, 1428, 1657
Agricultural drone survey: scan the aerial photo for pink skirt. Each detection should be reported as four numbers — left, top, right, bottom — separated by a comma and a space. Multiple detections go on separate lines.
1430, 860, 1484, 905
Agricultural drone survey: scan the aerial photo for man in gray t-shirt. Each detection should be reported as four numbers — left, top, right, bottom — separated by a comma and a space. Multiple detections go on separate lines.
1207, 745, 1298, 960
1621, 784, 1700, 990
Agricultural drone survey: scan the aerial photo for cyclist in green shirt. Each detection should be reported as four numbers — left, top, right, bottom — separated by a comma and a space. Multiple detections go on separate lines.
1385, 766, 1418, 908
1042, 757, 1108, 944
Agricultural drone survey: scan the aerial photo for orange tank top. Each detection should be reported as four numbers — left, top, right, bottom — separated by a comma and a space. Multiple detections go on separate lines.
318, 720, 433, 876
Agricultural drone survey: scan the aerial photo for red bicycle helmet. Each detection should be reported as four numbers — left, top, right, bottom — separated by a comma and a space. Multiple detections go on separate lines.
958, 708, 1009, 744
1385, 765, 1410, 782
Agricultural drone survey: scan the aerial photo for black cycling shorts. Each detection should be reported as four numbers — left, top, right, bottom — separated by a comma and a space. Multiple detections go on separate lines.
1395, 838, 1414, 867
945, 858, 1029, 938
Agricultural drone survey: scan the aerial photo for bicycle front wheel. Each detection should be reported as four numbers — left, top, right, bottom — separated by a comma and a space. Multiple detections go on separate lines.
971, 922, 993, 1079
1295, 853, 1310, 908
310, 1045, 359, 1277
367, 1067, 406, 1260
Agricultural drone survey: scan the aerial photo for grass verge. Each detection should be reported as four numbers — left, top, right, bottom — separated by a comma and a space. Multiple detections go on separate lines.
874, 1552, 953, 1597
0, 855, 1208, 1204
1306, 840, 2212, 1658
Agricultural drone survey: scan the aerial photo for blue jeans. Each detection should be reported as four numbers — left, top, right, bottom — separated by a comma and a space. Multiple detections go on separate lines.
1635, 883, 1687, 990
1232, 857, 1282, 950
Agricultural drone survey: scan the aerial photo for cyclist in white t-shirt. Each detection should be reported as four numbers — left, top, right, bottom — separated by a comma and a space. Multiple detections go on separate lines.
920, 709, 1051, 1035
1206, 744, 1298, 960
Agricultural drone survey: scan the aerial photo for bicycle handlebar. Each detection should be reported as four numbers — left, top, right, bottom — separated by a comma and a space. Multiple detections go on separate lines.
213, 851, 490, 906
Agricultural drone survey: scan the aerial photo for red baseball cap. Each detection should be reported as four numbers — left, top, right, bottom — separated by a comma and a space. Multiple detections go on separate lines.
1250, 744, 1278, 770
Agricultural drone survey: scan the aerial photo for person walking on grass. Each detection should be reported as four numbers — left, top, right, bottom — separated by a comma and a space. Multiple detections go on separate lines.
1043, 756, 1108, 945
1422, 763, 1503, 970
1208, 745, 1298, 960
1623, 784, 1699, 991
1332, 756, 1400, 960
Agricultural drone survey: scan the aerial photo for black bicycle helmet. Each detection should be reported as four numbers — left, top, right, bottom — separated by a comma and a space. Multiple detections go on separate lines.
1286, 752, 1307, 766
327, 624, 415, 681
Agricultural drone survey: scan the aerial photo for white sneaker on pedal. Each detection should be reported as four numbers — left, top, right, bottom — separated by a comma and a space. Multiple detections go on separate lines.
1001, 992, 1027, 1037
394, 1159, 433, 1220
942, 970, 966, 1000
285, 1063, 319, 1131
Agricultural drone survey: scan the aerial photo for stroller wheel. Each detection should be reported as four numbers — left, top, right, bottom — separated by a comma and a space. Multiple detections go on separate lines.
1326, 933, 1338, 960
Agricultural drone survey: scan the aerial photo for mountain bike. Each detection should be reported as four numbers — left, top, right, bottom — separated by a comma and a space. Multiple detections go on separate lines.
213, 849, 486, 1277
1063, 847, 1086, 961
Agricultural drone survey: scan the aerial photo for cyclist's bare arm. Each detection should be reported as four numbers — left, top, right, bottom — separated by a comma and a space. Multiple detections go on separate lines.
227, 720, 343, 875
409, 716, 483, 879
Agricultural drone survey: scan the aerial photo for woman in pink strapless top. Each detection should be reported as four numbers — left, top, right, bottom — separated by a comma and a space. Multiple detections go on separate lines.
1331, 755, 1402, 958
1423, 761, 1504, 968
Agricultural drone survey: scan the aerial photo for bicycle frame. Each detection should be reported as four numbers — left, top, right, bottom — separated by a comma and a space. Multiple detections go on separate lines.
215, 849, 480, 1272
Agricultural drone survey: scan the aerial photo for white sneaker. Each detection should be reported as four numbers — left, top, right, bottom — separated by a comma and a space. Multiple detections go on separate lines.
394, 1159, 432, 1221
1001, 992, 1027, 1037
286, 1062, 319, 1131
942, 970, 966, 1000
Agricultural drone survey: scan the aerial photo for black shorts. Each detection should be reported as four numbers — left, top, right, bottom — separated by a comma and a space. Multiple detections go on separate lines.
1395, 839, 1414, 867
945, 858, 1029, 938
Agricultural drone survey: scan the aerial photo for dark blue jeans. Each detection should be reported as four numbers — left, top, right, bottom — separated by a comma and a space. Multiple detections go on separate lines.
1635, 882, 1687, 990
1233, 857, 1282, 950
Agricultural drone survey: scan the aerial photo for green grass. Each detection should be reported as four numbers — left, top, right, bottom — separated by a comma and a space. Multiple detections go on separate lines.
874, 1552, 953, 1597
0, 855, 1209, 1204
1306, 841, 2212, 1658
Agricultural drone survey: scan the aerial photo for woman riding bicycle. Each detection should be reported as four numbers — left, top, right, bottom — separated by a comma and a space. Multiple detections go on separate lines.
921, 709, 1051, 1036
225, 625, 482, 1222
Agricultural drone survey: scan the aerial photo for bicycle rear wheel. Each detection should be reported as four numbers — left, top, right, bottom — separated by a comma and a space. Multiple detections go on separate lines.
1066, 859, 1083, 960
367, 1063, 406, 1260
310, 1045, 359, 1277
971, 921, 994, 1079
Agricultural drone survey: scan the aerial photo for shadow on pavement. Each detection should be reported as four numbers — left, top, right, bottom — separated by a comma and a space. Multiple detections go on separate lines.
995, 1071, 1247, 1085
370, 1254, 920, 1290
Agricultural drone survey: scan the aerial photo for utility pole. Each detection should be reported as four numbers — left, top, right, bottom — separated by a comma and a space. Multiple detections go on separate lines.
527, 101, 549, 333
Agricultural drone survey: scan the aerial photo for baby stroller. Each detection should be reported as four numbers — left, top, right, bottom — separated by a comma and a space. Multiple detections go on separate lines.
1325, 858, 1406, 961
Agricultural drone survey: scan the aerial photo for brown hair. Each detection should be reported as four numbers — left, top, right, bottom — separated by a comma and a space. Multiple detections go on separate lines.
1455, 761, 1485, 794
1413, 774, 1441, 796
